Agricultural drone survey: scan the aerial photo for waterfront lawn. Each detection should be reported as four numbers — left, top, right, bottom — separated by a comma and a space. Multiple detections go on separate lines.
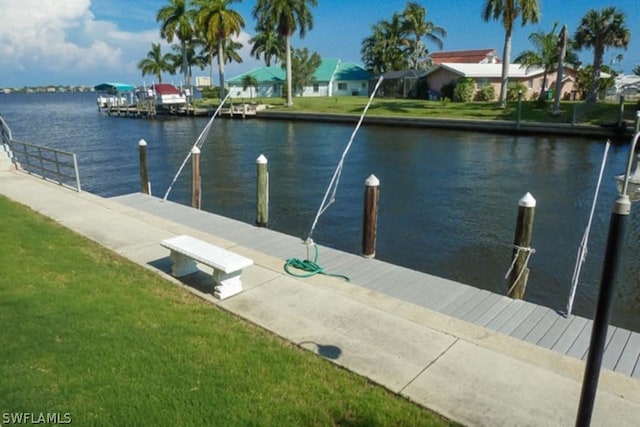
0, 196, 456, 427
202, 96, 637, 127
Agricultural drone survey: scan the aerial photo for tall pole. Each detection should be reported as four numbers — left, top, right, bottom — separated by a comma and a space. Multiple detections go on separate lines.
191, 147, 201, 209
362, 174, 380, 258
256, 154, 269, 227
575, 131, 640, 425
138, 139, 150, 195
508, 193, 536, 299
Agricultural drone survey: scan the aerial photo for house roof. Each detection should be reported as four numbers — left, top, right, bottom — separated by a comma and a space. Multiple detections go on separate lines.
333, 62, 370, 81
227, 66, 285, 84
228, 59, 368, 85
430, 49, 500, 64
428, 63, 548, 78
94, 82, 134, 93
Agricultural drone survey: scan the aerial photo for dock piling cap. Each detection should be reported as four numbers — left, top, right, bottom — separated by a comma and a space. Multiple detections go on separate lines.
519, 192, 536, 208
191, 147, 200, 154
365, 174, 380, 187
138, 139, 147, 146
256, 154, 267, 164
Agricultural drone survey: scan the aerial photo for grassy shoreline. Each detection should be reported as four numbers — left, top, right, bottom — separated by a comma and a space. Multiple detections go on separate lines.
0, 196, 456, 426
197, 95, 638, 128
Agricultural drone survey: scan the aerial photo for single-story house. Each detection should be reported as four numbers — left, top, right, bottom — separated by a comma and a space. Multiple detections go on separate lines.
226, 59, 370, 99
430, 49, 501, 64
369, 69, 429, 98
423, 63, 578, 100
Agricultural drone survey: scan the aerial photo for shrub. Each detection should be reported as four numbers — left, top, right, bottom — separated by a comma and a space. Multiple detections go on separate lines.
506, 82, 528, 101
475, 85, 495, 101
200, 87, 220, 99
454, 77, 475, 102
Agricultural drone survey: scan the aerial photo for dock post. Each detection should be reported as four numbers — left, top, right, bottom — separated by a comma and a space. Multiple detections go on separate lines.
507, 192, 536, 299
138, 139, 150, 195
362, 174, 380, 258
516, 90, 522, 132
191, 147, 201, 209
256, 154, 269, 227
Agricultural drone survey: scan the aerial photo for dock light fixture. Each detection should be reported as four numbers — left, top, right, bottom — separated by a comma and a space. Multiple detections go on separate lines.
575, 123, 640, 426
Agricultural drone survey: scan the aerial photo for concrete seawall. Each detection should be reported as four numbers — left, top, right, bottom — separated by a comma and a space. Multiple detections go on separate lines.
258, 110, 632, 139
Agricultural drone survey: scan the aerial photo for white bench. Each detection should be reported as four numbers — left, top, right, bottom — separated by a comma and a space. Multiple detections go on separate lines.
161, 235, 253, 300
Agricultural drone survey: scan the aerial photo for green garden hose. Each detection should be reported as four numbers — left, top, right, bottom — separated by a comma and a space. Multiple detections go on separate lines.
284, 244, 350, 282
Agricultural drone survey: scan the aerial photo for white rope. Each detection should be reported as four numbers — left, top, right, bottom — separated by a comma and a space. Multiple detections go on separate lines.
565, 140, 610, 316
505, 244, 536, 295
162, 92, 232, 201
305, 76, 384, 243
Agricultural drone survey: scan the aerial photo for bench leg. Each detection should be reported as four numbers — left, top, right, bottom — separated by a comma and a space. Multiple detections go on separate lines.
212, 270, 243, 299
169, 251, 198, 277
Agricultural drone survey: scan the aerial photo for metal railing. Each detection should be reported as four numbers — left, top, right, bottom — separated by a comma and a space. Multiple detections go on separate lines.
0, 115, 82, 192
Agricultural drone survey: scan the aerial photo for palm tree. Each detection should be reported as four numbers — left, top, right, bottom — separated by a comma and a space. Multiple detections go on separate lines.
514, 25, 579, 100
401, 2, 446, 70
168, 43, 207, 87
250, 21, 286, 66
253, 0, 318, 107
574, 7, 630, 103
241, 74, 259, 100
361, 13, 408, 74
156, 0, 195, 89
137, 43, 175, 83
194, 0, 245, 100
482, 0, 540, 108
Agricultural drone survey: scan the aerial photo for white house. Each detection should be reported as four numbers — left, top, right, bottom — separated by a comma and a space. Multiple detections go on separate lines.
226, 59, 370, 99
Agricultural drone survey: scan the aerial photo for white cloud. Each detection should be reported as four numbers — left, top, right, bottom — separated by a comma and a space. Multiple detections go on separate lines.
0, 0, 160, 86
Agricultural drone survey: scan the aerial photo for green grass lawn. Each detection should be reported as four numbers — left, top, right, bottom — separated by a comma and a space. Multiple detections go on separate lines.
0, 196, 456, 426
199, 95, 638, 127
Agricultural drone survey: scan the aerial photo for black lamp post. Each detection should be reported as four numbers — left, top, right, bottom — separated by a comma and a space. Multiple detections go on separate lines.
575, 125, 640, 426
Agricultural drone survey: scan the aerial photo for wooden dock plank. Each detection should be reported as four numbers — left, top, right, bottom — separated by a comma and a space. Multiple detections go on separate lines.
550, 316, 589, 354
536, 315, 575, 349
469, 297, 513, 326
448, 290, 494, 319
511, 305, 550, 340
493, 302, 537, 335
522, 309, 562, 344
439, 287, 486, 316
461, 293, 507, 324
615, 332, 640, 376
602, 328, 631, 371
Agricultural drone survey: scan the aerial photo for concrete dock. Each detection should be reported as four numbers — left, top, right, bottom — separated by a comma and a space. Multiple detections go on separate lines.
1, 169, 639, 426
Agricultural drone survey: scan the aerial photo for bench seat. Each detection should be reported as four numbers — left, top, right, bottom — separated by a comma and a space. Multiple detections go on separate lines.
161, 235, 253, 299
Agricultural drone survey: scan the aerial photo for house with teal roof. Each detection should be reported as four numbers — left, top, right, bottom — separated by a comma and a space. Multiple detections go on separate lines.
227, 59, 370, 99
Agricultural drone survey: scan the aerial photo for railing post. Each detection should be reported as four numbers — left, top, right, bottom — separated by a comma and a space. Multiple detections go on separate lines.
138, 139, 150, 195
256, 154, 269, 227
191, 147, 201, 209
362, 174, 380, 258
507, 192, 536, 299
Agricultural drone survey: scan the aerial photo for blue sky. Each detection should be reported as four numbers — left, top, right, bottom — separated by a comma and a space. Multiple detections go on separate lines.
0, 0, 638, 88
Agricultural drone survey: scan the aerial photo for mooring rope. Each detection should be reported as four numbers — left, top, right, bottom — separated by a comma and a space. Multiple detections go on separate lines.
565, 140, 610, 316
505, 244, 536, 295
162, 92, 232, 201
284, 76, 384, 281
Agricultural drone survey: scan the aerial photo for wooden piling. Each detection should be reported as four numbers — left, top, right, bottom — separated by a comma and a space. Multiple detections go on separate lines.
138, 139, 150, 194
362, 174, 380, 258
507, 192, 536, 299
191, 147, 201, 209
256, 154, 269, 227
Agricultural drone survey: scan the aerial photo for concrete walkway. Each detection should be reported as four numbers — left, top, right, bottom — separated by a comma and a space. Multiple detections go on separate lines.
1, 169, 639, 427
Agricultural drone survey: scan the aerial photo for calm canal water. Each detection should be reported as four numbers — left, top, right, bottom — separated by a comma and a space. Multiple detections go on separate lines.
2, 92, 639, 332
